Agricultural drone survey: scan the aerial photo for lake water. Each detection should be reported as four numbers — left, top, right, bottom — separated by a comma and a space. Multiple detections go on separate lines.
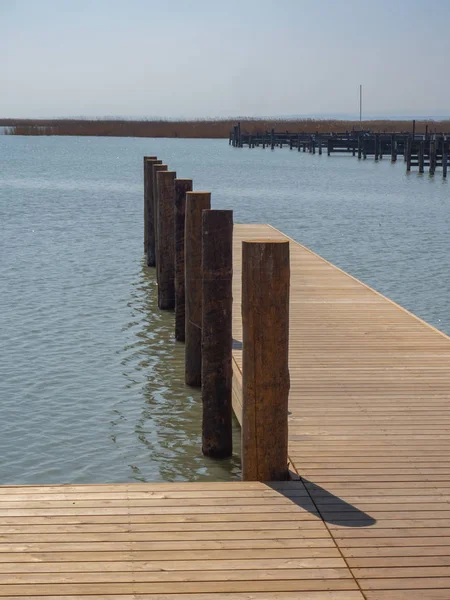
1, 135, 450, 484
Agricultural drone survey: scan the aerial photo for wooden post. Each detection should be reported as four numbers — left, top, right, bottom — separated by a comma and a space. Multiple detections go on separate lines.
270, 128, 275, 150
185, 191, 211, 387
201, 210, 233, 459
241, 240, 290, 482
419, 141, 425, 173
391, 134, 397, 162
143, 156, 157, 254
443, 147, 448, 179
148, 163, 167, 267
357, 135, 362, 159
406, 138, 412, 172
374, 134, 379, 161
412, 119, 416, 140
363, 137, 367, 159
430, 140, 436, 175
318, 141, 322, 155
174, 178, 193, 342
156, 170, 176, 310
327, 139, 331, 156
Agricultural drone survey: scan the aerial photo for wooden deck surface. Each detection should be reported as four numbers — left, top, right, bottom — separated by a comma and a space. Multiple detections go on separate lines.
232, 223, 450, 599
3, 222, 450, 598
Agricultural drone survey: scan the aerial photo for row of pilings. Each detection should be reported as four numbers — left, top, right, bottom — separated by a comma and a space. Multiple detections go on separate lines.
143, 156, 291, 481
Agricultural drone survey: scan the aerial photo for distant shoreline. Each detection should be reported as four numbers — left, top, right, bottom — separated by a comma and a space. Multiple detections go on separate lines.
2, 117, 449, 138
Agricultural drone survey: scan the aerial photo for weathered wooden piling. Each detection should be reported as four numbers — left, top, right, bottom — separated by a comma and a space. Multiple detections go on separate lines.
185, 192, 211, 387
270, 128, 275, 150
406, 139, 412, 172
419, 141, 425, 173
143, 156, 157, 254
174, 179, 193, 342
374, 134, 380, 161
241, 240, 290, 481
357, 136, 362, 159
391, 134, 397, 162
156, 170, 176, 310
144, 158, 162, 264
443, 148, 448, 179
430, 140, 436, 175
201, 210, 233, 459
148, 163, 167, 266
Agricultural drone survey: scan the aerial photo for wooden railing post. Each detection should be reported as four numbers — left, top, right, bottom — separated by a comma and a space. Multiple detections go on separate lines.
185, 192, 211, 386
148, 163, 167, 267
143, 156, 158, 257
156, 170, 176, 310
201, 210, 233, 459
174, 179, 193, 341
241, 240, 290, 481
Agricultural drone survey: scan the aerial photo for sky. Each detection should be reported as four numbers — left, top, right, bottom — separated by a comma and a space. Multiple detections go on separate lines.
2, 0, 449, 119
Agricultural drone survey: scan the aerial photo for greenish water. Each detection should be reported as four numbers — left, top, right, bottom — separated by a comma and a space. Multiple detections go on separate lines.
1, 135, 450, 484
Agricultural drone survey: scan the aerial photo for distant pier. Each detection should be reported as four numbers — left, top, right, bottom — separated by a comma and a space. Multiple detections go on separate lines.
230, 121, 450, 177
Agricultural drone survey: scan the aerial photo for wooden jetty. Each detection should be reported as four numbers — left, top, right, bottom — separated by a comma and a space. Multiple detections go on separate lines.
230, 122, 450, 177
4, 156, 450, 597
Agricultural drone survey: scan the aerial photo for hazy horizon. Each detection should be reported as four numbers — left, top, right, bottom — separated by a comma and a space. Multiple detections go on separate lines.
2, 0, 449, 119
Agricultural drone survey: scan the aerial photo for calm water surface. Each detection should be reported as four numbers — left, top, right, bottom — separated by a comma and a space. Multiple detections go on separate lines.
1, 136, 449, 484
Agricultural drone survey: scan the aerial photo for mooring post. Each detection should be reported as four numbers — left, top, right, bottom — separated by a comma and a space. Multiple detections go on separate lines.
374, 134, 379, 161
443, 146, 448, 179
318, 141, 322, 155
147, 162, 167, 267
174, 179, 193, 342
406, 138, 412, 172
143, 156, 157, 255
270, 128, 275, 150
156, 170, 177, 310
185, 191, 211, 387
430, 140, 436, 175
241, 240, 290, 481
363, 137, 367, 160
327, 138, 332, 156
391, 134, 397, 162
201, 209, 233, 459
419, 140, 425, 173
357, 135, 362, 159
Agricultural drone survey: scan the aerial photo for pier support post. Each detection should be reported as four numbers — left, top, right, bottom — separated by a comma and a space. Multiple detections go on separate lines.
391, 135, 397, 162
174, 179, 193, 342
148, 163, 167, 266
375, 134, 380, 161
357, 135, 362, 159
419, 141, 425, 173
241, 240, 290, 481
430, 140, 436, 175
443, 147, 448, 179
319, 142, 322, 155
363, 137, 367, 159
270, 128, 275, 150
143, 156, 157, 255
406, 139, 412, 172
201, 210, 233, 459
156, 170, 177, 310
185, 192, 211, 386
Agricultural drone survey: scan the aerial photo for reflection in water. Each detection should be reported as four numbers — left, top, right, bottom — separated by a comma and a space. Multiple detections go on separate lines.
122, 260, 241, 482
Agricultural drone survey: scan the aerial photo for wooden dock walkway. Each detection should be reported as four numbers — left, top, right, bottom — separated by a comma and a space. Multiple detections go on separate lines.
233, 224, 450, 599
3, 223, 450, 598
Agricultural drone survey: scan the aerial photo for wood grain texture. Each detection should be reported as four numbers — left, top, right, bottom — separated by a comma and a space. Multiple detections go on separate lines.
156, 170, 176, 310
241, 239, 290, 481
148, 163, 167, 267
174, 179, 192, 341
231, 223, 450, 599
184, 191, 211, 386
0, 481, 362, 599
201, 210, 233, 458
